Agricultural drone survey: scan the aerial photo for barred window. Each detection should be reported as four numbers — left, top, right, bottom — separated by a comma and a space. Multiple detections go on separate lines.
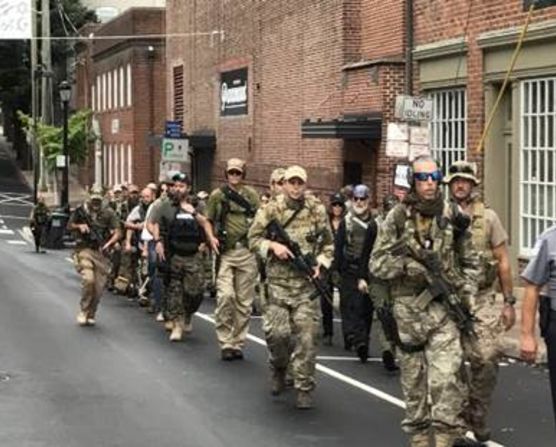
520, 78, 556, 254
429, 88, 467, 175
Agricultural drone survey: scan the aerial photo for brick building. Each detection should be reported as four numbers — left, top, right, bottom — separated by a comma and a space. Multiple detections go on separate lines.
412, 0, 556, 263
165, 0, 409, 200
75, 7, 166, 188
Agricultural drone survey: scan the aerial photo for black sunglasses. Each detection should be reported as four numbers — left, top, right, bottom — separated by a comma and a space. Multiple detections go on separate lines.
228, 170, 243, 176
413, 171, 443, 182
353, 196, 368, 202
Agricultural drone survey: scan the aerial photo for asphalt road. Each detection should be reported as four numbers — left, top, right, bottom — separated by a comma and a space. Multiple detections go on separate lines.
0, 141, 554, 446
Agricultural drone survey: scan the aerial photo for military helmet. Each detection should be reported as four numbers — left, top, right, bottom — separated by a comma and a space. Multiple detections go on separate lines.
444, 160, 479, 185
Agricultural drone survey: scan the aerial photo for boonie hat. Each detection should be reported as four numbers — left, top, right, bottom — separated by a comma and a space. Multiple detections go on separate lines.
444, 161, 479, 185
284, 165, 307, 183
226, 158, 245, 173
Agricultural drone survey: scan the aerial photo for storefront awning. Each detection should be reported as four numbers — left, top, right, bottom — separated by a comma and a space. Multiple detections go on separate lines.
301, 115, 382, 140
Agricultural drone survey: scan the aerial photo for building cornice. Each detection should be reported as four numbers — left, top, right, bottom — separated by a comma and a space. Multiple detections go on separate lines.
477, 19, 556, 49
413, 37, 467, 61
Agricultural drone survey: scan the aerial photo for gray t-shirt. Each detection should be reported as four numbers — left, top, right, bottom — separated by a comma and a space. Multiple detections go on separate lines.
521, 225, 556, 310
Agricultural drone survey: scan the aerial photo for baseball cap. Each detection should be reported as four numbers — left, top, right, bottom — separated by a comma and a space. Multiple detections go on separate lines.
353, 184, 370, 199
226, 158, 245, 173
89, 186, 104, 200
444, 161, 479, 185
172, 172, 190, 184
270, 168, 286, 183
284, 165, 307, 183
330, 192, 346, 206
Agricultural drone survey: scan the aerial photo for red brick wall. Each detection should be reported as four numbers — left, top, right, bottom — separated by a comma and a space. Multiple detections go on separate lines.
360, 0, 405, 60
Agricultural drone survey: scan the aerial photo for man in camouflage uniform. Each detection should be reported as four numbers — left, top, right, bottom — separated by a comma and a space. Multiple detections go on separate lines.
29, 195, 50, 253
446, 160, 516, 444
107, 185, 128, 291
370, 156, 479, 446
248, 165, 334, 409
269, 168, 285, 197
68, 187, 121, 326
149, 172, 218, 342
206, 158, 260, 360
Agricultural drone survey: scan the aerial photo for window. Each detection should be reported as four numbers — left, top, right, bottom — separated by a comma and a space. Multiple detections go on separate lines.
520, 78, 556, 254
126, 64, 132, 106
113, 69, 119, 109
524, 0, 556, 11
119, 66, 125, 108
173, 65, 184, 122
127, 144, 132, 183
120, 144, 125, 185
102, 73, 107, 111
96, 76, 101, 111
103, 144, 108, 186
91, 85, 96, 112
429, 88, 467, 175
108, 71, 113, 110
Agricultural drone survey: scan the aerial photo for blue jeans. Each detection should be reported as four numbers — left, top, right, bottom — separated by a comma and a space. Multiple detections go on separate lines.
148, 241, 163, 311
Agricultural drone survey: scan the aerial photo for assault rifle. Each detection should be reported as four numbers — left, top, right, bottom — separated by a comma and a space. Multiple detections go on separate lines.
221, 185, 256, 218
391, 239, 477, 340
73, 206, 109, 252
266, 219, 333, 303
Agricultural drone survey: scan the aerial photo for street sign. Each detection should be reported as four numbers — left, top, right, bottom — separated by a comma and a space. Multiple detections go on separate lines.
56, 155, 66, 168
161, 138, 189, 163
395, 95, 433, 122
0, 0, 32, 40
165, 120, 182, 138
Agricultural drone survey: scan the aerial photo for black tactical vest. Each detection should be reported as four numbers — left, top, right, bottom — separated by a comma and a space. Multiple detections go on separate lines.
344, 213, 371, 261
167, 208, 202, 256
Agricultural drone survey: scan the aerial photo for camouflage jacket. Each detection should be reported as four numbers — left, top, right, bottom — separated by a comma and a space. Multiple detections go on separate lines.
369, 201, 479, 299
248, 193, 334, 288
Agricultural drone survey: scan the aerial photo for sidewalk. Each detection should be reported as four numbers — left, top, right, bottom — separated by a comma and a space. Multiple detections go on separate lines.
20, 170, 88, 209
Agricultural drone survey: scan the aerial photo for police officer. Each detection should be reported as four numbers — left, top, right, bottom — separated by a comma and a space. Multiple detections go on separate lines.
370, 156, 478, 447
248, 165, 334, 409
520, 226, 556, 429
68, 187, 121, 326
446, 160, 516, 443
333, 184, 377, 362
206, 158, 260, 360
149, 172, 218, 341
29, 195, 50, 253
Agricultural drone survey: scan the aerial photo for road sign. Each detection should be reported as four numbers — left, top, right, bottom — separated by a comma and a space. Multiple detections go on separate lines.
395, 95, 433, 122
56, 155, 66, 168
161, 138, 189, 163
165, 121, 182, 138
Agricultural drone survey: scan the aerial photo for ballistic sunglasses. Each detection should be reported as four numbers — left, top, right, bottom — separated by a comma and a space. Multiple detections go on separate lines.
413, 170, 443, 182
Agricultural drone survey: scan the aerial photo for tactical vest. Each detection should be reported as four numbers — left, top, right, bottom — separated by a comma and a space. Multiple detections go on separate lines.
34, 205, 49, 225
344, 212, 371, 261
167, 208, 202, 256
470, 202, 498, 289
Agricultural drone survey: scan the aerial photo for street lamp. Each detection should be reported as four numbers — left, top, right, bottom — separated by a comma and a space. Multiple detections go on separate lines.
59, 80, 72, 211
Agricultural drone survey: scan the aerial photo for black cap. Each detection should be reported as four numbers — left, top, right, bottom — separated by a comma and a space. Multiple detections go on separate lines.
172, 172, 190, 184
330, 192, 346, 206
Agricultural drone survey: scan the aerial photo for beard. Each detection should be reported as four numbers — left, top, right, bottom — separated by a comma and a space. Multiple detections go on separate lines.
353, 204, 368, 216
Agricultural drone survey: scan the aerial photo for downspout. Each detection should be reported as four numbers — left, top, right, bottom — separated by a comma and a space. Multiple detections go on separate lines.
404, 0, 413, 95
147, 45, 155, 180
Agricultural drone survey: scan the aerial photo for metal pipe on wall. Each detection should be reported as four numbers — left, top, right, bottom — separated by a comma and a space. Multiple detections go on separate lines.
404, 0, 414, 95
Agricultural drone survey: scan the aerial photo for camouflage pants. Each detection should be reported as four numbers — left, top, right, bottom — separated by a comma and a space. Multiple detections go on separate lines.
74, 248, 110, 318
369, 280, 396, 353
263, 283, 320, 392
394, 295, 466, 438
166, 253, 204, 323
214, 247, 257, 350
462, 289, 504, 435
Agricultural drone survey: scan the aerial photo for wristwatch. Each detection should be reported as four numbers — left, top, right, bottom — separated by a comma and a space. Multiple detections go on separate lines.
503, 293, 517, 306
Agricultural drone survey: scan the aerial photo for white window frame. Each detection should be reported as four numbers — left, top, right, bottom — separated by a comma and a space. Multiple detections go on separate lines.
126, 64, 132, 107
103, 143, 107, 186
429, 88, 468, 175
119, 66, 125, 109
520, 77, 556, 255
127, 144, 132, 183
91, 85, 96, 112
102, 73, 107, 111
107, 71, 112, 110
113, 68, 119, 109
96, 76, 101, 111
120, 144, 125, 184
108, 144, 113, 186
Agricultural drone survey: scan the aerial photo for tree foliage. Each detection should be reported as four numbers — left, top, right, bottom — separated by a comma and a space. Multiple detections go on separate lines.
18, 109, 96, 172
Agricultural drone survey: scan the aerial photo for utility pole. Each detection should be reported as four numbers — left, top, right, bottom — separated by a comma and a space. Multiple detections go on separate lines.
31, 0, 39, 204
39, 0, 53, 194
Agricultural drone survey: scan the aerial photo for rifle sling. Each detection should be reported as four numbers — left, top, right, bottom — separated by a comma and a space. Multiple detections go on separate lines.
221, 186, 253, 215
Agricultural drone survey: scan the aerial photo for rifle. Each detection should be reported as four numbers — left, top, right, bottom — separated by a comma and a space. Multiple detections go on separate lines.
391, 239, 477, 340
221, 185, 256, 218
266, 219, 333, 303
74, 206, 109, 252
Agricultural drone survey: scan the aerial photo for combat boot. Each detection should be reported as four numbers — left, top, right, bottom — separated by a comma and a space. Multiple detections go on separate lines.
164, 320, 174, 332
270, 369, 286, 396
183, 319, 193, 334
382, 350, 399, 372
87, 316, 96, 326
169, 318, 184, 342
452, 437, 485, 447
76, 311, 88, 326
295, 390, 314, 409
409, 431, 430, 447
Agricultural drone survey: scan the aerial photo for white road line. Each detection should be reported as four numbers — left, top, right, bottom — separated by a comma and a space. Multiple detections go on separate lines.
6, 240, 27, 245
0, 229, 14, 235
0, 215, 29, 220
18, 228, 34, 245
0, 219, 4, 224
65, 257, 73, 263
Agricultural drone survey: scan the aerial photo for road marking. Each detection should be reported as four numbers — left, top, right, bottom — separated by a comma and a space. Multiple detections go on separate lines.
0, 215, 29, 220
6, 240, 27, 245
0, 192, 33, 206
18, 228, 34, 245
195, 311, 505, 447
0, 229, 14, 235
